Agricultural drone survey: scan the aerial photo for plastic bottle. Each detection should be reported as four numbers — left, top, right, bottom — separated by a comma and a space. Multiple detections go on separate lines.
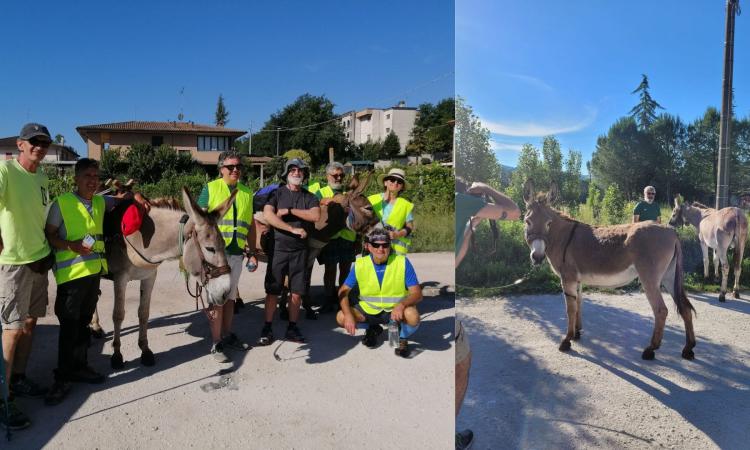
245, 258, 257, 272
388, 320, 399, 347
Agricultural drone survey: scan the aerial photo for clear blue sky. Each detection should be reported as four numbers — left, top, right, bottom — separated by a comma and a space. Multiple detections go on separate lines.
0, 0, 454, 156
457, 0, 750, 169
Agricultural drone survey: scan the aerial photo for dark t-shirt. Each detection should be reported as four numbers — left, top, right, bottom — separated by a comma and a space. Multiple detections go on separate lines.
633, 201, 660, 222
267, 185, 320, 251
455, 192, 487, 254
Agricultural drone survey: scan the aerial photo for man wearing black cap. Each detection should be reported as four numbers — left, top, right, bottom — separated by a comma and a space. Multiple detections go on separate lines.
0, 123, 54, 430
336, 228, 423, 357
258, 158, 320, 346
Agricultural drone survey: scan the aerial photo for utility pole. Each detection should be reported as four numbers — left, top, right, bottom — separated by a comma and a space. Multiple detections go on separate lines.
716, 0, 740, 209
276, 127, 281, 156
248, 120, 252, 156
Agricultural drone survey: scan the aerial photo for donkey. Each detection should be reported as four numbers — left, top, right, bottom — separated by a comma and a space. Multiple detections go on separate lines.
94, 187, 236, 369
669, 198, 748, 302
523, 181, 696, 360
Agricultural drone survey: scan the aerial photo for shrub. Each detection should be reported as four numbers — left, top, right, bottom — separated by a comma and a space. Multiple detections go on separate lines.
601, 184, 626, 224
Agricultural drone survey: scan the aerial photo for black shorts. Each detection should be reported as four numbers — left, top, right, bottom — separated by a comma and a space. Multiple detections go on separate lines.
353, 303, 391, 326
55, 274, 101, 322
264, 249, 309, 296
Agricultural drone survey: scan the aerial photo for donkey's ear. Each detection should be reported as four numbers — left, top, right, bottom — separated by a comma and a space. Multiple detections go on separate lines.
182, 187, 207, 226
547, 183, 559, 204
674, 194, 683, 207
352, 171, 372, 195
522, 180, 535, 205
210, 189, 238, 221
348, 173, 360, 191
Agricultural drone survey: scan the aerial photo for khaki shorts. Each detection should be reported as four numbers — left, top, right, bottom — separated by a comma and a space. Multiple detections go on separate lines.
455, 320, 471, 364
225, 254, 244, 304
0, 264, 49, 330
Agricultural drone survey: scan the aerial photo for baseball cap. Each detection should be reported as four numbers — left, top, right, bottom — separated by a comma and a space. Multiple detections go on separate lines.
19, 123, 52, 142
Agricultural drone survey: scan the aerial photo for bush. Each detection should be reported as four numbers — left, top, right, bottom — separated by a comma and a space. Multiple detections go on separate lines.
601, 184, 626, 224
283, 149, 312, 167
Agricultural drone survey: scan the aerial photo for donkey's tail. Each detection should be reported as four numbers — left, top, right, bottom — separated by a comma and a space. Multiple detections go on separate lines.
673, 240, 696, 317
731, 208, 747, 270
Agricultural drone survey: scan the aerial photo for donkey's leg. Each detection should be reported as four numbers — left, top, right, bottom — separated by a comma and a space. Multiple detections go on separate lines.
718, 247, 730, 303
641, 280, 668, 360
111, 276, 128, 370
713, 248, 720, 281
559, 279, 578, 352
90, 307, 105, 339
573, 282, 583, 340
733, 235, 745, 299
700, 242, 710, 281
137, 273, 157, 366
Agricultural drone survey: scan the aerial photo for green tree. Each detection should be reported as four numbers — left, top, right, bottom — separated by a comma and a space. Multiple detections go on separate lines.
563, 149, 583, 208
407, 98, 455, 158
249, 94, 347, 165
507, 143, 544, 209
650, 113, 686, 201
358, 140, 383, 161
586, 183, 603, 220
683, 108, 720, 201
601, 184, 626, 225
215, 94, 229, 127
100, 147, 128, 180
283, 149, 312, 167
382, 132, 401, 158
54, 134, 65, 144
590, 116, 651, 200
541, 136, 563, 189
124, 144, 198, 184
629, 74, 664, 131
455, 96, 501, 184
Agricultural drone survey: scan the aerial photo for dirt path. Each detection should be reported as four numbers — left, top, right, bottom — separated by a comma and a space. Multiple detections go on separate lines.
457, 291, 750, 450
8, 252, 454, 449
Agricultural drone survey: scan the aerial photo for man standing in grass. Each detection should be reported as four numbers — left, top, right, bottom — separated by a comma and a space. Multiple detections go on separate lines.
632, 186, 661, 223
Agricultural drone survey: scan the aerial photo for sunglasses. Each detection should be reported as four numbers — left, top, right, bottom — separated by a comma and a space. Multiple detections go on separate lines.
646, 192, 655, 196
330, 173, 344, 179
370, 242, 389, 249
28, 137, 51, 149
222, 164, 242, 171
288, 167, 304, 174
386, 178, 404, 185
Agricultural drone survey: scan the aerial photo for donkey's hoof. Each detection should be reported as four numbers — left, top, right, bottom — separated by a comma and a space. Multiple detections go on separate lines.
558, 340, 571, 352
719, 293, 726, 302
573, 330, 582, 340
111, 353, 125, 370
141, 350, 156, 366
682, 348, 695, 360
90, 327, 105, 339
641, 348, 656, 360
733, 290, 740, 299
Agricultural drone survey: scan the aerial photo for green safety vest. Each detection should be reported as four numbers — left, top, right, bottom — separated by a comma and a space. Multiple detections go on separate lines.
53, 193, 107, 284
367, 194, 413, 255
207, 179, 253, 249
306, 182, 321, 195
319, 185, 356, 242
356, 254, 408, 315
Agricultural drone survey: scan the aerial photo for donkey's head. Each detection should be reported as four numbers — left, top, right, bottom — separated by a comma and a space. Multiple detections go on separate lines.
342, 172, 378, 235
522, 180, 559, 265
180, 187, 236, 304
668, 195, 687, 227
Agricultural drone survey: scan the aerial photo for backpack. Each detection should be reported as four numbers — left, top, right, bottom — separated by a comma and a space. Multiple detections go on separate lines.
253, 183, 280, 212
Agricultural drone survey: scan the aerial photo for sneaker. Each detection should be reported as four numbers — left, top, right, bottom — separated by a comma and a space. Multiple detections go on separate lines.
210, 342, 232, 363
455, 429, 474, 450
0, 400, 31, 430
362, 325, 383, 348
44, 381, 72, 406
68, 366, 106, 384
285, 325, 306, 343
257, 327, 274, 346
394, 338, 410, 358
221, 333, 251, 351
305, 307, 319, 320
10, 376, 48, 398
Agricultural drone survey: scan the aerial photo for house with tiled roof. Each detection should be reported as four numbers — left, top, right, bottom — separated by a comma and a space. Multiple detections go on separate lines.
0, 136, 79, 165
76, 121, 247, 166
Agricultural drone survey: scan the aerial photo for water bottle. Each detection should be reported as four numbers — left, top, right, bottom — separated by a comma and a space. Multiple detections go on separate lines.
388, 320, 399, 347
245, 258, 257, 272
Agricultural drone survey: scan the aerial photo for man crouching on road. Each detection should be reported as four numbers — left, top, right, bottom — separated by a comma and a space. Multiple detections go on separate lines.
336, 228, 422, 357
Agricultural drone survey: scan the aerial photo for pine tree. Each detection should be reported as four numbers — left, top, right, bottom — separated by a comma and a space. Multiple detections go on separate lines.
629, 74, 664, 131
215, 94, 229, 127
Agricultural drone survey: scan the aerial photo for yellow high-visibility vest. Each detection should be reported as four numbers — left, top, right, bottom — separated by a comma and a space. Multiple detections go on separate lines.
319, 185, 356, 242
356, 254, 408, 315
306, 182, 321, 195
53, 193, 107, 284
367, 194, 413, 255
207, 179, 253, 249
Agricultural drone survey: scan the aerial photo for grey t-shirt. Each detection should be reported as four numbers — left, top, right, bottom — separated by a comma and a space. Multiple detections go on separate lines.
266, 185, 319, 252
47, 194, 116, 239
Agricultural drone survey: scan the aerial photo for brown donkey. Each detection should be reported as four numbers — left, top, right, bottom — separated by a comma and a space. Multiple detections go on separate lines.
523, 181, 696, 360
669, 198, 748, 302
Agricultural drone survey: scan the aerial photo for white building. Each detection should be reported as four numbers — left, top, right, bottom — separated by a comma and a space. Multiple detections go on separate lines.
340, 101, 418, 153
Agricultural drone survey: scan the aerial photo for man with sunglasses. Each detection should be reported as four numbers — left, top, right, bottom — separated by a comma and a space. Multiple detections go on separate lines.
336, 228, 422, 358
315, 161, 357, 313
0, 123, 54, 430
259, 158, 320, 346
197, 151, 254, 362
632, 185, 661, 223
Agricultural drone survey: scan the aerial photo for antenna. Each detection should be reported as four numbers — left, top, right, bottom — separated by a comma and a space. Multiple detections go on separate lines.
178, 87, 185, 121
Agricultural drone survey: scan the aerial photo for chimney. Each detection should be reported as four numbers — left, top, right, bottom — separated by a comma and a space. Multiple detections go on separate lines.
397, 100, 406, 108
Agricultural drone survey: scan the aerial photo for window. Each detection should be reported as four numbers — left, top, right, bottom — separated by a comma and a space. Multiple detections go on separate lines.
103, 143, 110, 151
346, 132, 350, 139
151, 136, 164, 147
198, 135, 229, 151
386, 128, 390, 133
386, 113, 391, 119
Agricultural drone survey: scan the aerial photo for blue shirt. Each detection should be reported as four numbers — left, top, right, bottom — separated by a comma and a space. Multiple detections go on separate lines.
343, 255, 419, 289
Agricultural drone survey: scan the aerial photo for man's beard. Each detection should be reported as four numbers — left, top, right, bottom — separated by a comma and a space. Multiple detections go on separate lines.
329, 181, 342, 190
287, 175, 303, 186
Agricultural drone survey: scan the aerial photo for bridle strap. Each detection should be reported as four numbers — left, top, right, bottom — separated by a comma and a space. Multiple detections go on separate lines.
562, 222, 578, 264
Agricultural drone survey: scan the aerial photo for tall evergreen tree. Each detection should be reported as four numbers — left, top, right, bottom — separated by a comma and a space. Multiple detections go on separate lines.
629, 74, 664, 131
455, 96, 501, 184
215, 94, 229, 127
382, 132, 401, 158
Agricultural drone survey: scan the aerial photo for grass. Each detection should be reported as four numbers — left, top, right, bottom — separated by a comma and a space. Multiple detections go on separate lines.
411, 209, 454, 253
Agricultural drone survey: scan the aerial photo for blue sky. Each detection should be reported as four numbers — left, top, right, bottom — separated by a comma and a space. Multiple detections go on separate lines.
457, 0, 750, 168
0, 0, 454, 156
